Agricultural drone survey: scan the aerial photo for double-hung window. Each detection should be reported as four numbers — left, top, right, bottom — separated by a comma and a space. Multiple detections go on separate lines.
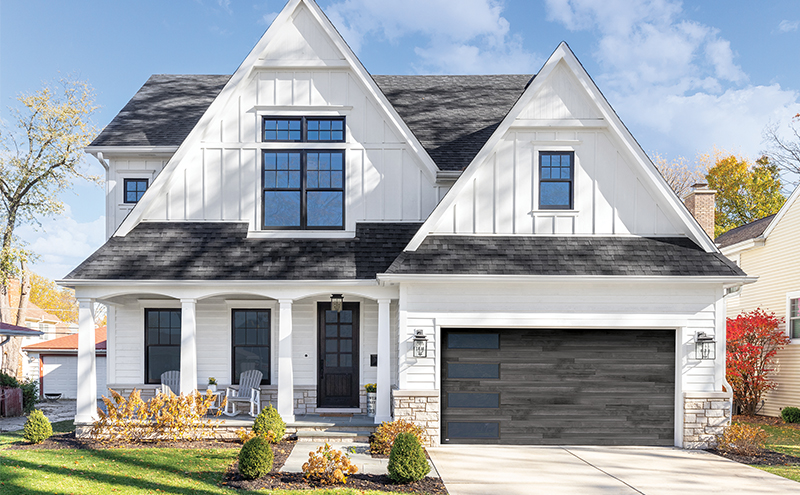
790, 298, 800, 339
144, 309, 181, 384
232, 309, 271, 384
262, 117, 345, 230
539, 151, 574, 210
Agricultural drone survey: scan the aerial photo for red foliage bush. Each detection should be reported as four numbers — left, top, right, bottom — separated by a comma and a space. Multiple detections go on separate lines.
726, 308, 789, 415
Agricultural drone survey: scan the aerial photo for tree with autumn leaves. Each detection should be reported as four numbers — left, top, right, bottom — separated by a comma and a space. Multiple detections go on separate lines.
726, 309, 790, 415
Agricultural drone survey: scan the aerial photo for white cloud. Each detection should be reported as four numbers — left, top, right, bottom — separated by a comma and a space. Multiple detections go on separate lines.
217, 0, 232, 15
543, 0, 798, 160
779, 20, 799, 33
15, 207, 105, 281
325, 0, 540, 74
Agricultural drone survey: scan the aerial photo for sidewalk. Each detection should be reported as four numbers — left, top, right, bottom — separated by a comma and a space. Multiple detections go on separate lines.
0, 399, 77, 432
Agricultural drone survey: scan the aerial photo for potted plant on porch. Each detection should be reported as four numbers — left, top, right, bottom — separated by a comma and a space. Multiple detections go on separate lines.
207, 377, 217, 392
365, 383, 377, 417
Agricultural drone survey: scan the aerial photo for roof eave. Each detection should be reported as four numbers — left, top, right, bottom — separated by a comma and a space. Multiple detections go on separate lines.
378, 273, 758, 286
719, 237, 766, 257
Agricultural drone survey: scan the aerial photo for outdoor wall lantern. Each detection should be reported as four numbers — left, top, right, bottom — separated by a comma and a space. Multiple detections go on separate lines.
330, 294, 344, 312
413, 329, 428, 358
695, 331, 716, 360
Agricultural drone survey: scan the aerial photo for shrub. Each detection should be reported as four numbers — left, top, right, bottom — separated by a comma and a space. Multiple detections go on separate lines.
0, 372, 38, 412
302, 442, 359, 484
726, 309, 790, 415
252, 404, 285, 443
238, 435, 274, 479
90, 388, 224, 442
716, 423, 767, 455
364, 383, 377, 393
371, 419, 426, 455
23, 409, 53, 444
782, 407, 800, 424
237, 427, 275, 444
388, 432, 430, 483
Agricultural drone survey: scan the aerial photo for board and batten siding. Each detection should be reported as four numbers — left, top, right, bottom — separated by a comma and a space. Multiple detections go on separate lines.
431, 60, 684, 237
106, 157, 169, 238
397, 281, 722, 393
726, 198, 800, 417
109, 296, 380, 390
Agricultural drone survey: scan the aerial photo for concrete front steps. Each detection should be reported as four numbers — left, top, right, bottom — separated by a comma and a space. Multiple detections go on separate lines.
287, 414, 377, 443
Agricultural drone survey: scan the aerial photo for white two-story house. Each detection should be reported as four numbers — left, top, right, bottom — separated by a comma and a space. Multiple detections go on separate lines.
65, 0, 750, 448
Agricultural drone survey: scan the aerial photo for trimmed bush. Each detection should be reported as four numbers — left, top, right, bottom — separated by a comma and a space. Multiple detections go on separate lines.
252, 404, 285, 443
371, 419, 426, 455
238, 436, 274, 480
23, 409, 53, 444
782, 407, 800, 424
388, 432, 430, 483
715, 423, 767, 455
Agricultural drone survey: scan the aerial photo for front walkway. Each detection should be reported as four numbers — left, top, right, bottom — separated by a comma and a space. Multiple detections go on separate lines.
428, 445, 799, 495
0, 399, 81, 432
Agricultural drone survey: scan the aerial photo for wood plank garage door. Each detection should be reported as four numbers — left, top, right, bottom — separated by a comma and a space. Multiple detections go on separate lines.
441, 329, 675, 445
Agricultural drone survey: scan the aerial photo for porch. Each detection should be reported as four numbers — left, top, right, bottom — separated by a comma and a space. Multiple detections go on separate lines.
70, 284, 404, 432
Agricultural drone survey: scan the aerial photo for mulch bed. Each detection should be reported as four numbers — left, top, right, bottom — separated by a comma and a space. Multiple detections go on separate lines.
223, 470, 447, 494
708, 448, 800, 466
733, 414, 800, 428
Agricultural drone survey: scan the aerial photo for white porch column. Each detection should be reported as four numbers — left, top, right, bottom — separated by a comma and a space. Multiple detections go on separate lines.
75, 298, 97, 424
180, 299, 198, 394
278, 299, 295, 422
376, 298, 392, 423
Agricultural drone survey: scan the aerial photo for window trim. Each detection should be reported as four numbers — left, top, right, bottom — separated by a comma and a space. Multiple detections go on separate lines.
231, 309, 272, 385
538, 150, 575, 210
144, 308, 181, 385
261, 149, 346, 230
786, 291, 800, 341
262, 116, 346, 143
123, 178, 149, 204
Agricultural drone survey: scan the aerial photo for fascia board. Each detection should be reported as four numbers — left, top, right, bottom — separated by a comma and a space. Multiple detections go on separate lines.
404, 42, 716, 253
760, 183, 800, 239
299, 0, 439, 183
56, 279, 380, 287
84, 146, 178, 155
377, 273, 758, 285
719, 238, 766, 257
554, 45, 717, 253
114, 0, 305, 237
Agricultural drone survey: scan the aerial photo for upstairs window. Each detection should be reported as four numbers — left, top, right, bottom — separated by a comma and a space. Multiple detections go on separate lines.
791, 298, 800, 339
539, 151, 573, 210
124, 179, 148, 204
263, 117, 345, 142
263, 150, 344, 229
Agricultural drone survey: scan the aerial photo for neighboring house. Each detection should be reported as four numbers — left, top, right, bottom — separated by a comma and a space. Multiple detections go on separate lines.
717, 186, 800, 417
63, 0, 750, 448
1, 322, 44, 376
23, 327, 107, 399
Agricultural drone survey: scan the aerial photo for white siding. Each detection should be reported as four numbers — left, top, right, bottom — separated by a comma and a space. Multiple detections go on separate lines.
398, 281, 721, 393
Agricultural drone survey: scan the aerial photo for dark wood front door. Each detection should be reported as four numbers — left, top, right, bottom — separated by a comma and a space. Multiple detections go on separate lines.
317, 302, 359, 408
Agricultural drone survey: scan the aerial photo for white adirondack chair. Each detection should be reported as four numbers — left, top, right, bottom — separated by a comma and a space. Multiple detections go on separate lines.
224, 370, 263, 417
160, 370, 180, 395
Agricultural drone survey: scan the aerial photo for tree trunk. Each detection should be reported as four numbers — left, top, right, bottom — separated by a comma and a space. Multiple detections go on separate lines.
1, 336, 23, 379
15, 262, 30, 327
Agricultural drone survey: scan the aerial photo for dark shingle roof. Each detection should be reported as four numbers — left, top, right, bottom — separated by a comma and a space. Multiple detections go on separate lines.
715, 215, 776, 249
90, 75, 231, 147
89, 73, 533, 171
65, 222, 421, 281
386, 236, 746, 277
372, 75, 533, 171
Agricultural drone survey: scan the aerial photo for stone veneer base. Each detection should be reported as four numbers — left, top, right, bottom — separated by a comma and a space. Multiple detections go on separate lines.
683, 391, 732, 449
391, 389, 439, 446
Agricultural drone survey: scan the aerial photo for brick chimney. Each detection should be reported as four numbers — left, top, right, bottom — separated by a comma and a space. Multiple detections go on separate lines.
684, 183, 716, 239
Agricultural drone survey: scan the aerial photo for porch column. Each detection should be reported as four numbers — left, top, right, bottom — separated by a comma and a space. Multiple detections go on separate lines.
75, 298, 97, 424
376, 299, 392, 423
180, 299, 198, 394
278, 299, 295, 422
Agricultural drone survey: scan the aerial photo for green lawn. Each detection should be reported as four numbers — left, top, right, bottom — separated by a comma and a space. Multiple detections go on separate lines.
735, 418, 800, 482
0, 421, 425, 495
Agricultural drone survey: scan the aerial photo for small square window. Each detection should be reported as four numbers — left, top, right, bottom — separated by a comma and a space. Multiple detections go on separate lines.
539, 151, 574, 210
124, 179, 148, 204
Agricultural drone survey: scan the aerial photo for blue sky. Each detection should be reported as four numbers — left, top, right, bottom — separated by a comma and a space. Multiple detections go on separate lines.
2, 0, 800, 279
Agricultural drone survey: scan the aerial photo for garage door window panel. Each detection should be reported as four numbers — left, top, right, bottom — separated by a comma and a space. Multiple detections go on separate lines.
446, 363, 500, 379
446, 422, 500, 439
447, 333, 499, 349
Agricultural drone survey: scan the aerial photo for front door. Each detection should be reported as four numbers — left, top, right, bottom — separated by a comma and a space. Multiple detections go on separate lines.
317, 302, 360, 408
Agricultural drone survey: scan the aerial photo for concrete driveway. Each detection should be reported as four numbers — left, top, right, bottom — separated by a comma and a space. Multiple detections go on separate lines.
428, 446, 800, 494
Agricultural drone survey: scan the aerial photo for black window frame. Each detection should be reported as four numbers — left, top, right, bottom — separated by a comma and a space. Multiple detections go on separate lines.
261, 149, 345, 230
124, 178, 149, 204
144, 308, 181, 385
538, 151, 574, 210
231, 309, 272, 385
262, 116, 345, 143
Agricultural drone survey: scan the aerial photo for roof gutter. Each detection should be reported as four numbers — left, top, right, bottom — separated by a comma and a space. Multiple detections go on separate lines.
378, 273, 758, 286
719, 237, 766, 257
